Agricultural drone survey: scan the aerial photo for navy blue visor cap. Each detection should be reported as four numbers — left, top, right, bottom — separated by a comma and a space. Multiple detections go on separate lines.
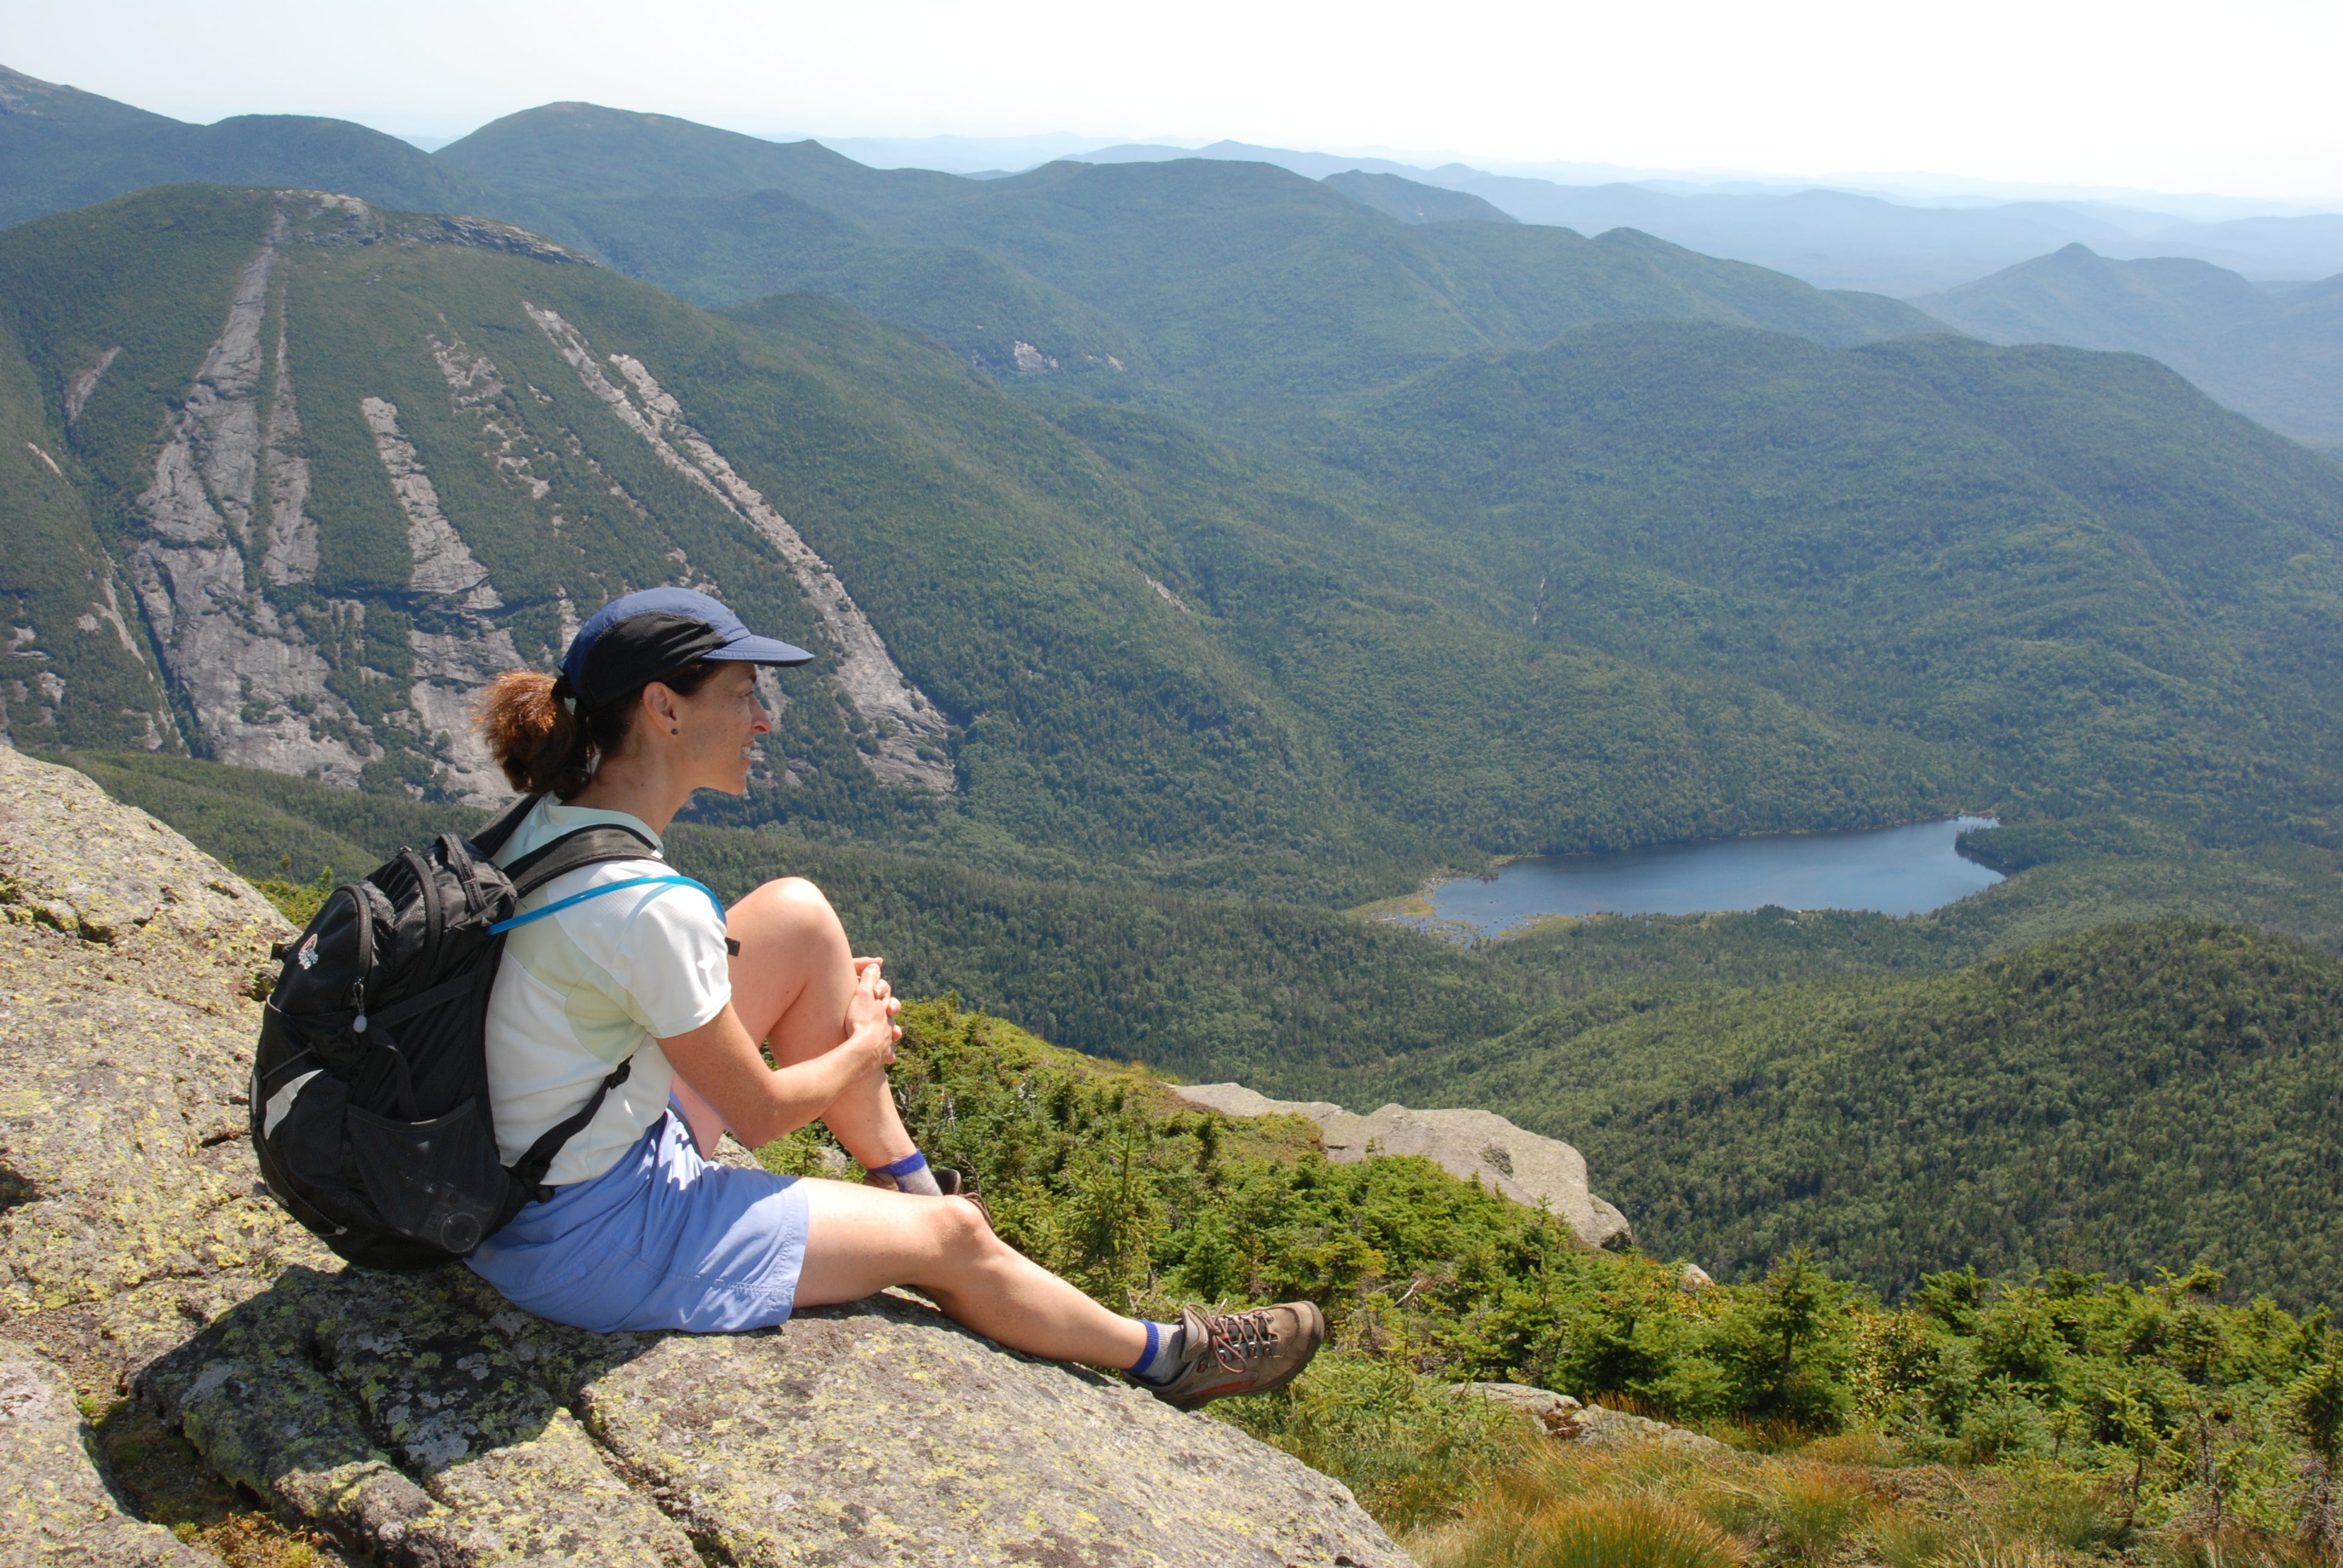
559, 587, 813, 713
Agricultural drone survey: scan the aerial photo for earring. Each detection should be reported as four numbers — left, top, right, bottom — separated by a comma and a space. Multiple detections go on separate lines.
670, 727, 680, 736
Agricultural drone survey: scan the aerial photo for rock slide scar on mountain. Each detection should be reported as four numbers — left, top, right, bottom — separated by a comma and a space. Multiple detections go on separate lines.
459, 586, 1323, 1406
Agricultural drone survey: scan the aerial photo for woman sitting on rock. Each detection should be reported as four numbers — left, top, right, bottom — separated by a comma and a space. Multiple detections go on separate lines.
467, 587, 1321, 1409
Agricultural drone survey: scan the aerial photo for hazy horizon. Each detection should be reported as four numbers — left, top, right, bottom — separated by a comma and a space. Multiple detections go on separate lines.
12, 0, 2343, 209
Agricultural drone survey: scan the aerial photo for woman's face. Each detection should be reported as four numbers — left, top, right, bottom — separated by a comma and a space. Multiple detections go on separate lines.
663, 663, 774, 795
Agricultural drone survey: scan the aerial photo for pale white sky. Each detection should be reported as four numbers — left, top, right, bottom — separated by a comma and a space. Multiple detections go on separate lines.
10, 0, 2342, 203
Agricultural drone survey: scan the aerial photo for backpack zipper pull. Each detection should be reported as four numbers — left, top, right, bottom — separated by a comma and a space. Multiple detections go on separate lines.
352, 981, 367, 1033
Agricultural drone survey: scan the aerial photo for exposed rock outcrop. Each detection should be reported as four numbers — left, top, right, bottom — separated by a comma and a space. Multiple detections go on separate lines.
110, 191, 595, 802
0, 745, 1407, 1566
1452, 1381, 1586, 1438
526, 302, 957, 793
275, 189, 592, 265
1171, 1085, 1631, 1250
124, 223, 366, 782
1, 1339, 215, 1565
359, 394, 522, 805
1450, 1382, 1729, 1457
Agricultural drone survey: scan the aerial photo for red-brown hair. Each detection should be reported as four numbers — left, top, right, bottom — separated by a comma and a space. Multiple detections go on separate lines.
473, 661, 720, 799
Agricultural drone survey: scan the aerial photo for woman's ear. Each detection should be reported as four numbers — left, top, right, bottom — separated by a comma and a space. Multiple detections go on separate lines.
641, 680, 682, 737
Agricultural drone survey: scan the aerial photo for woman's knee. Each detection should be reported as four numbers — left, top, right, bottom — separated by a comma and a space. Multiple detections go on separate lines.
731, 877, 847, 952
922, 1197, 997, 1264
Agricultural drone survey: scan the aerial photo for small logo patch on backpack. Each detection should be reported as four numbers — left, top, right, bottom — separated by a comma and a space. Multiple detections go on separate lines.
295, 933, 320, 970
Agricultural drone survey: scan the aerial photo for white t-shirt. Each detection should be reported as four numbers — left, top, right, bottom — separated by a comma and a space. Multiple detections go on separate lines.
485, 799, 732, 1187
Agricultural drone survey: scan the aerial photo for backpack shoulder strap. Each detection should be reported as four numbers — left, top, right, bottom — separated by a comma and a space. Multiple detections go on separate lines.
493, 823, 726, 935
506, 1055, 634, 1206
468, 792, 543, 860
503, 823, 660, 899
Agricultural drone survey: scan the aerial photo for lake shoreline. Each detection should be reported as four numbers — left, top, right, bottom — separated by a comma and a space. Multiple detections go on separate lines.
1399, 815, 2004, 938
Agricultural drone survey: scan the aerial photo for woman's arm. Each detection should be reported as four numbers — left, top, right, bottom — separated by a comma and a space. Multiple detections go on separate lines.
658, 961, 900, 1149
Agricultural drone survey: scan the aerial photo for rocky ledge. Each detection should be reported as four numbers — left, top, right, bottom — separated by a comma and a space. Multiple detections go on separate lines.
0, 745, 1407, 1567
1170, 1085, 1631, 1250
1451, 1383, 1729, 1457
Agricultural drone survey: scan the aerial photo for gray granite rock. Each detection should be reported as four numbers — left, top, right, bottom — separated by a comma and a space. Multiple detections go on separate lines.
0, 1338, 215, 1564
581, 1292, 1409, 1567
1449, 1380, 1729, 1457
1173, 1084, 1632, 1249
0, 742, 287, 947
1574, 1402, 1733, 1457
1449, 1380, 1584, 1438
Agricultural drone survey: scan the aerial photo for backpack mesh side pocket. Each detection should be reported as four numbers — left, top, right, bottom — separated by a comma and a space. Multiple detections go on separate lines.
344, 1098, 510, 1256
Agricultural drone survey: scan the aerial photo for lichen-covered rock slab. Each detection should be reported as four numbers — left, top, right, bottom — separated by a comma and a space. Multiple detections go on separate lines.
0, 1337, 215, 1564
0, 746, 320, 1409
580, 1292, 1409, 1567
141, 1265, 699, 1567
0, 949, 330, 1321
147, 1269, 1404, 1568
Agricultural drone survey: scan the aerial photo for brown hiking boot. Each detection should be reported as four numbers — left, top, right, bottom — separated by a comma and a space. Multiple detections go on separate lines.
1143, 1302, 1327, 1410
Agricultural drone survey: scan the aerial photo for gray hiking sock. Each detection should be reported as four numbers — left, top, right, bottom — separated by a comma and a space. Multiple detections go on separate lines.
1128, 1319, 1188, 1385
870, 1150, 944, 1196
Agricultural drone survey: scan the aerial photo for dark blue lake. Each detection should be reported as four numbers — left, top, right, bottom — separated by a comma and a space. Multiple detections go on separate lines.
1418, 817, 2003, 935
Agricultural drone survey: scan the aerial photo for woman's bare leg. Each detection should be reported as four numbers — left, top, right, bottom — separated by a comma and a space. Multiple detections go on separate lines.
696, 877, 916, 1169
794, 1179, 1149, 1367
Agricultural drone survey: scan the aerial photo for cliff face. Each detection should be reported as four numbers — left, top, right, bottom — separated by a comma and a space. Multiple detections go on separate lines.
0, 743, 1409, 1567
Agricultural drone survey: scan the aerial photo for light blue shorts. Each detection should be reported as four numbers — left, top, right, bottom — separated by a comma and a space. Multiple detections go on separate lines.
467, 1108, 811, 1333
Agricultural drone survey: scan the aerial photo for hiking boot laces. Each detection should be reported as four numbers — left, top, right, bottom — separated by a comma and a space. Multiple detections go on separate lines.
1200, 1308, 1281, 1373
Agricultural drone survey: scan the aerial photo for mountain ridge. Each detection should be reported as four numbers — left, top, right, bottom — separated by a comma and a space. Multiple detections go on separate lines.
430, 103, 1944, 422
1916, 243, 2343, 446
1057, 134, 2343, 291
0, 64, 555, 236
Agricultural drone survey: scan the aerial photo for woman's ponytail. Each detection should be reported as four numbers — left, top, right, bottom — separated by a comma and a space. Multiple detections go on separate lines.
474, 671, 595, 798
474, 660, 724, 799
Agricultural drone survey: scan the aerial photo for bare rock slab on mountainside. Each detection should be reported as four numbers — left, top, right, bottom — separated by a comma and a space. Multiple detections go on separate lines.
1172, 1083, 1631, 1250
0, 743, 1410, 1567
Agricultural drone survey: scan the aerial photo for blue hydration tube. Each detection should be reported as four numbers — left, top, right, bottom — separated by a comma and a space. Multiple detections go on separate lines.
489, 875, 728, 935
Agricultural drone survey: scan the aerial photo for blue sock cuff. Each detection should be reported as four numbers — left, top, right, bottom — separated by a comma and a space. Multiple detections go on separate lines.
1129, 1319, 1159, 1374
871, 1151, 929, 1178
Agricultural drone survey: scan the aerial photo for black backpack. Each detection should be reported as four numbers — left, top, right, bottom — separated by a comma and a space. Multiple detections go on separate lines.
250, 794, 717, 1272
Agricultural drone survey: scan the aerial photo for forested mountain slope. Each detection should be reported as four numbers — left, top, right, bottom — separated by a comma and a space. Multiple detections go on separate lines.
1309, 324, 2343, 848
0, 186, 1414, 895
1376, 922, 2343, 1308
0, 185, 1974, 900
1916, 244, 2343, 447
1322, 170, 1517, 226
